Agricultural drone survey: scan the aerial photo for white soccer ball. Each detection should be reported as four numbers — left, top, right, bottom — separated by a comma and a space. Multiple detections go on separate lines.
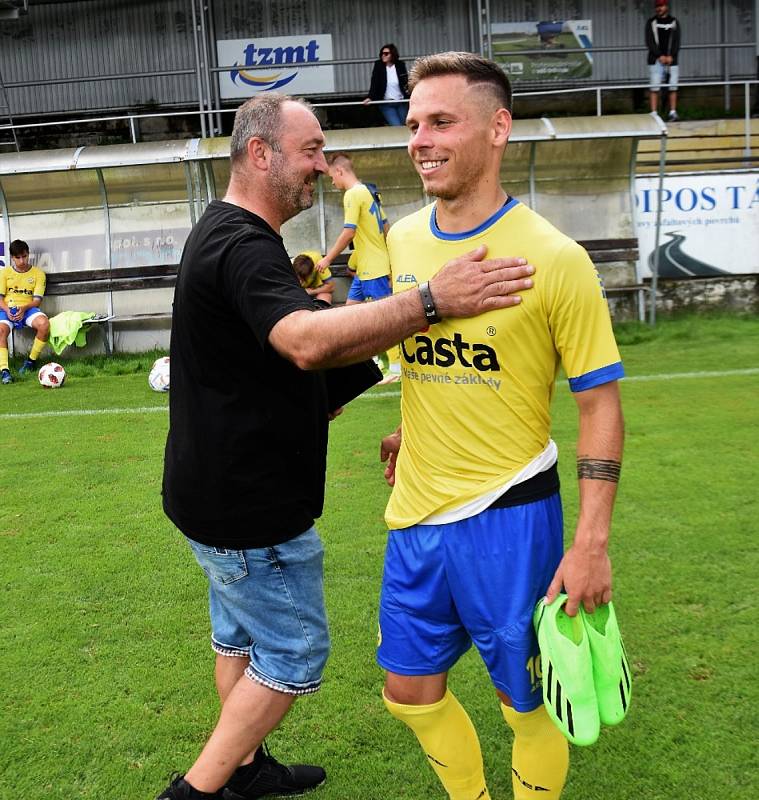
38, 362, 66, 388
148, 356, 170, 392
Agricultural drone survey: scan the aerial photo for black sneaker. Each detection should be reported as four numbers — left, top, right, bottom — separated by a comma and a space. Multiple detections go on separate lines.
223, 745, 326, 799
157, 773, 224, 800
1, 369, 12, 385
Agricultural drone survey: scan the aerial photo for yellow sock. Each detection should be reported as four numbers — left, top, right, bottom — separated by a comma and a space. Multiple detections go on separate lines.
0, 347, 8, 371
29, 337, 45, 360
383, 689, 491, 800
501, 704, 569, 800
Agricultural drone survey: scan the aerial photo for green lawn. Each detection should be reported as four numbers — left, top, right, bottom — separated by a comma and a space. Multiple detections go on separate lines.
1, 315, 757, 799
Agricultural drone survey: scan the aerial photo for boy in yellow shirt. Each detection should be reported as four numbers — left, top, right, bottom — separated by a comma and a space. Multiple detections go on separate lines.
292, 250, 335, 305
0, 240, 50, 384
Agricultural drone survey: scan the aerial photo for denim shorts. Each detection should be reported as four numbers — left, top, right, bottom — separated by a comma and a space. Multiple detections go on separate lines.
649, 62, 679, 91
187, 526, 330, 696
377, 495, 564, 711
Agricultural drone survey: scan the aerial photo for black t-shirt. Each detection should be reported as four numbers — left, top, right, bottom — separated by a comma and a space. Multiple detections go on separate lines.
646, 14, 680, 65
162, 200, 328, 548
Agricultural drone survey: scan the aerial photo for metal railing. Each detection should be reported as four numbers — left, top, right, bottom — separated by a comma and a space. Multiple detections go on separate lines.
0, 78, 756, 158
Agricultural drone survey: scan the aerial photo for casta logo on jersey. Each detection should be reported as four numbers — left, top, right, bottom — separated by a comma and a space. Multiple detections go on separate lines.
231, 39, 321, 91
401, 332, 501, 371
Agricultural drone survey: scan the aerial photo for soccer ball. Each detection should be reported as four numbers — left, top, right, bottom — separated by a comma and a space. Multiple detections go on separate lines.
148, 356, 170, 392
38, 362, 66, 388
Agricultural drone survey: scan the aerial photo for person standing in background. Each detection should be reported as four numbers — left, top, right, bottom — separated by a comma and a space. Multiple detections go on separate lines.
363, 43, 409, 126
646, 0, 682, 121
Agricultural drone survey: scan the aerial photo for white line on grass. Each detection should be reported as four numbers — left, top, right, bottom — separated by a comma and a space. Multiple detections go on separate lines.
1, 368, 757, 421
0, 405, 168, 420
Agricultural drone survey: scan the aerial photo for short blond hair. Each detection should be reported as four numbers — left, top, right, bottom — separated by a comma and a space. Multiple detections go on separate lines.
409, 52, 512, 112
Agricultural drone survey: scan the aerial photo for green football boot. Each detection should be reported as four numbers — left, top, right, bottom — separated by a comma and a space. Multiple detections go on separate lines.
580, 602, 632, 726
534, 594, 600, 746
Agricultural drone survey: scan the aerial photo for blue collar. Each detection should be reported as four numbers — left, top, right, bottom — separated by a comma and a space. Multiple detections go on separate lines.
430, 196, 519, 241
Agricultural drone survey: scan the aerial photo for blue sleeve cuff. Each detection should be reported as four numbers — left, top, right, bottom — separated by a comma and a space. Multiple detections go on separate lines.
343, 223, 357, 229
568, 362, 625, 392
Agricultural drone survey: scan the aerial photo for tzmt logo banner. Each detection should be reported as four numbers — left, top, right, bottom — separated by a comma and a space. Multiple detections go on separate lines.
217, 35, 335, 99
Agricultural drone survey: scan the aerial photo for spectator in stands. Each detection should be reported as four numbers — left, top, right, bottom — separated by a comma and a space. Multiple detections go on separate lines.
0, 239, 50, 384
363, 43, 409, 126
646, 0, 681, 122
318, 153, 400, 381
293, 250, 335, 305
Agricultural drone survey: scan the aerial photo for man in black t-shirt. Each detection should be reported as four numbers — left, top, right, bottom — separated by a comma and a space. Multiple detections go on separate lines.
157, 92, 537, 800
646, 0, 682, 121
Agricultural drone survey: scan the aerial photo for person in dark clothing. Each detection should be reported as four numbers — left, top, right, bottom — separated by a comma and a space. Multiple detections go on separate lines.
363, 43, 409, 126
156, 91, 536, 800
646, 0, 681, 121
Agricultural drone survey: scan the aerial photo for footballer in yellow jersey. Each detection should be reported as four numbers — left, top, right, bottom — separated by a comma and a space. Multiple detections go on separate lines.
376, 54, 625, 800
0, 240, 50, 383
385, 198, 623, 530
320, 152, 400, 377
319, 153, 391, 299
341, 182, 390, 282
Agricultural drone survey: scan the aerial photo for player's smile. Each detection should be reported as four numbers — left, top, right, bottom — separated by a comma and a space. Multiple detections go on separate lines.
418, 158, 448, 173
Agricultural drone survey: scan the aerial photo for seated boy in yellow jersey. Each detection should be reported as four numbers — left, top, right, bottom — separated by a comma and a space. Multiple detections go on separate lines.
317, 153, 400, 381
377, 54, 625, 800
292, 250, 335, 305
0, 239, 50, 385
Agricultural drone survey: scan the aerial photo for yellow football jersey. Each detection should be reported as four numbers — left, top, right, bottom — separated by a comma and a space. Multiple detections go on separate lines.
343, 183, 390, 281
0, 265, 46, 307
385, 198, 623, 530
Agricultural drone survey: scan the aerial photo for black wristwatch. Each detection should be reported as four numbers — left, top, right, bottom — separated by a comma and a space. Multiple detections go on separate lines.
418, 281, 441, 325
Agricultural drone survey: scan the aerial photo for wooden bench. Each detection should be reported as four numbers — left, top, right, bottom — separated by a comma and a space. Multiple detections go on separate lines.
578, 237, 648, 320
43, 265, 177, 355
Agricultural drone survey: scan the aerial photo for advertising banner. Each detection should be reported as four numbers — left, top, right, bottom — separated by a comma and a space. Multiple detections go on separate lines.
217, 34, 334, 100
635, 172, 759, 278
491, 21, 593, 80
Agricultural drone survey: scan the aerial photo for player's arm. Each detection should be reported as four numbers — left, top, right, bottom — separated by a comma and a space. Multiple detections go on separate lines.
318, 227, 356, 270
312, 281, 335, 303
269, 247, 534, 370
546, 381, 624, 617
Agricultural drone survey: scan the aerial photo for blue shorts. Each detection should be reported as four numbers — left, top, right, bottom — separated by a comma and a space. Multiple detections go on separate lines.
377, 495, 564, 711
187, 526, 330, 696
0, 307, 44, 330
347, 275, 392, 302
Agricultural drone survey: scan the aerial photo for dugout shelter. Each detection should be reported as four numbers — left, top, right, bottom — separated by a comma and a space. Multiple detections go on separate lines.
0, 113, 665, 353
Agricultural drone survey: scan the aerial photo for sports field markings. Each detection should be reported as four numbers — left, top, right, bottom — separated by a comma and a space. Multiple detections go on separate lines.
1, 368, 757, 421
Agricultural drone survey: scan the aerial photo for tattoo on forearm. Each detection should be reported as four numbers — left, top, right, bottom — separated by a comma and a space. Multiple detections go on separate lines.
576, 458, 621, 483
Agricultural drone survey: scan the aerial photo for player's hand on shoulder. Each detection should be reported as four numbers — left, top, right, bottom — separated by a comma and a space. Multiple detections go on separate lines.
430, 245, 534, 319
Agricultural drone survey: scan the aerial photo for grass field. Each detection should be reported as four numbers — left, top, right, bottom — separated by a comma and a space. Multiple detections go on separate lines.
1, 315, 757, 800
